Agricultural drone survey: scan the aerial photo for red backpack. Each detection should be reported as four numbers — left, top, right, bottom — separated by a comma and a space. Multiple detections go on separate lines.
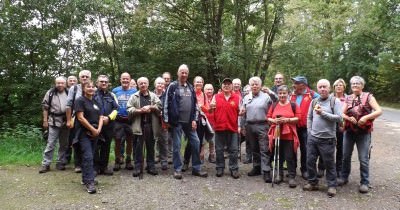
345, 92, 374, 133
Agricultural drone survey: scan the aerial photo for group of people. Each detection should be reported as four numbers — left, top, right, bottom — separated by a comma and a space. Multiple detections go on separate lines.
39, 64, 382, 196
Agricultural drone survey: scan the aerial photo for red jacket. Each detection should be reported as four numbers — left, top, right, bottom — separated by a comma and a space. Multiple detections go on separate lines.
213, 92, 240, 133
290, 88, 315, 128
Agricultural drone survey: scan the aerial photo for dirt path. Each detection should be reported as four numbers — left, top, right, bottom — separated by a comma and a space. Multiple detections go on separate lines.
1, 118, 400, 209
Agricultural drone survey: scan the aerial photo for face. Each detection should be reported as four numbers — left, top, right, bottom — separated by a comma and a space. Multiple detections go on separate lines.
317, 81, 330, 99
204, 86, 214, 97
67, 78, 77, 87
177, 69, 189, 83
79, 74, 90, 84
163, 73, 171, 85
138, 79, 149, 92
222, 82, 233, 93
232, 80, 241, 91
120, 73, 131, 89
84, 82, 96, 96
250, 81, 261, 94
155, 80, 165, 91
274, 74, 284, 86
130, 79, 137, 89
293, 82, 305, 94
334, 82, 344, 94
97, 77, 109, 91
278, 90, 288, 103
55, 79, 66, 92
194, 77, 204, 90
351, 80, 363, 94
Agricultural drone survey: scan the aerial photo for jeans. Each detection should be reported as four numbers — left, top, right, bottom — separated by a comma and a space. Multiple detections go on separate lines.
215, 131, 238, 172
42, 126, 69, 166
306, 135, 337, 187
183, 120, 205, 164
342, 131, 371, 185
80, 135, 97, 184
172, 122, 201, 172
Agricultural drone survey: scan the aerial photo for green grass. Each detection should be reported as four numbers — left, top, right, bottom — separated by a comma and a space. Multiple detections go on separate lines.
0, 124, 44, 165
380, 101, 400, 109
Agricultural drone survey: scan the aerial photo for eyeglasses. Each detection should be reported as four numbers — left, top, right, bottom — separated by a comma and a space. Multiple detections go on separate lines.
351, 82, 361, 86
274, 78, 283, 80
80, 75, 89, 78
99, 81, 108, 83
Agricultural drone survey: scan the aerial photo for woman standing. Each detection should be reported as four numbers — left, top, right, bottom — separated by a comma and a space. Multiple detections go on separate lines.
267, 85, 300, 188
75, 80, 103, 194
339, 76, 382, 193
332, 79, 347, 177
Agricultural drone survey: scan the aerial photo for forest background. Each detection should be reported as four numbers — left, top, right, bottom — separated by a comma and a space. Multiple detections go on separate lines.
0, 0, 399, 129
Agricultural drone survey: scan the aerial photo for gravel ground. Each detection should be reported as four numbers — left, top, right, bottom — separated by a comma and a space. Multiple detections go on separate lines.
1, 118, 400, 209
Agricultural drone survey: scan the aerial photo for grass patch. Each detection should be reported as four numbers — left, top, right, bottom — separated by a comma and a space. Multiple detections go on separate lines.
0, 124, 44, 165
250, 192, 270, 201
275, 197, 294, 209
380, 101, 400, 109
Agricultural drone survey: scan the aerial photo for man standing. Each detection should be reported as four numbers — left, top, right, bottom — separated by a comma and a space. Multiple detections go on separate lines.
112, 72, 137, 171
303, 79, 342, 197
210, 78, 240, 179
290, 76, 319, 179
66, 69, 92, 173
271, 73, 285, 94
163, 64, 208, 179
240, 76, 273, 183
94, 75, 118, 175
128, 77, 162, 177
39, 76, 69, 173
67, 76, 78, 90
162, 72, 172, 88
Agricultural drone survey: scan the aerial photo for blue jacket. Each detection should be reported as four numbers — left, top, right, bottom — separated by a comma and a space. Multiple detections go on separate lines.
162, 81, 197, 125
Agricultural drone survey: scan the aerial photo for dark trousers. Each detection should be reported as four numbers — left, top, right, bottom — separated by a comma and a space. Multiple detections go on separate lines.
134, 124, 156, 169
183, 121, 205, 164
215, 131, 239, 171
306, 135, 337, 187
66, 127, 82, 167
316, 130, 344, 177
80, 136, 97, 184
277, 140, 296, 178
297, 127, 308, 173
94, 126, 113, 171
246, 123, 271, 172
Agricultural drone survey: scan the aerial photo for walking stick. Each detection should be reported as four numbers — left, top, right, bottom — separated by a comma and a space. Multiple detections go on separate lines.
272, 116, 281, 187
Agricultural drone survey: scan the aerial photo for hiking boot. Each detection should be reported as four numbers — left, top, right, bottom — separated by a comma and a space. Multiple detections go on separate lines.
56, 164, 66, 171
288, 178, 297, 188
359, 184, 369, 194
317, 169, 325, 178
231, 170, 240, 179
192, 170, 208, 178
81, 180, 98, 185
243, 159, 252, 164
301, 171, 309, 180
132, 168, 141, 177
182, 163, 189, 172
74, 166, 82, 173
327, 187, 337, 197
125, 159, 134, 170
303, 183, 319, 191
247, 167, 261, 176
216, 168, 224, 177
161, 164, 169, 171
274, 174, 284, 184
173, 171, 182, 180
113, 163, 121, 171
147, 168, 158, 176
86, 182, 96, 194
39, 165, 50, 174
263, 171, 272, 183
337, 178, 348, 186
98, 168, 114, 176
208, 154, 216, 163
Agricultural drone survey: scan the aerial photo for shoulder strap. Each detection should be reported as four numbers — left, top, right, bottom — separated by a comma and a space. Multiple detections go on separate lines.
71, 85, 78, 109
330, 96, 336, 113
48, 88, 56, 109
312, 98, 318, 110
271, 102, 278, 113
290, 102, 296, 114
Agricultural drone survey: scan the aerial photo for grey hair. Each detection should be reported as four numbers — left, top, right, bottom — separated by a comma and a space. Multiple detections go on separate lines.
350, 76, 365, 88
248, 76, 262, 86
79, 70, 91, 78
232, 78, 241, 85
317, 79, 331, 88
277, 85, 289, 92
154, 77, 165, 87
178, 64, 189, 73
204, 83, 214, 90
193, 76, 204, 84
67, 75, 77, 81
137, 77, 149, 84
55, 76, 67, 83
96, 75, 109, 83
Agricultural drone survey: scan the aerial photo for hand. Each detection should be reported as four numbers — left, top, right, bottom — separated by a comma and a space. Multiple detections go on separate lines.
240, 128, 246, 136
103, 116, 109, 125
357, 116, 368, 126
66, 120, 73, 129
209, 102, 216, 109
314, 104, 322, 115
88, 128, 100, 137
348, 116, 357, 125
141, 106, 151, 113
43, 121, 48, 129
239, 108, 246, 116
192, 121, 197, 130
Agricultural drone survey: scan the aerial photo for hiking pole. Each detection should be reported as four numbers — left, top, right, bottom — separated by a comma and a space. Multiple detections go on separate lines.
276, 125, 280, 185
272, 115, 281, 187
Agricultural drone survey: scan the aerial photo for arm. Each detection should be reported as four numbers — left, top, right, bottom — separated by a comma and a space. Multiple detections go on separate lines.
77, 112, 99, 137
151, 94, 162, 115
41, 91, 50, 129
358, 95, 382, 126
320, 98, 342, 122
307, 102, 314, 132
66, 87, 75, 128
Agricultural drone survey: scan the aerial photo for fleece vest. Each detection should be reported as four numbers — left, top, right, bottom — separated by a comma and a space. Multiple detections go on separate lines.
213, 93, 240, 133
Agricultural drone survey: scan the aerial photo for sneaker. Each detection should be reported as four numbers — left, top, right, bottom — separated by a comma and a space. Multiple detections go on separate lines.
173, 171, 182, 180
132, 168, 141, 177
147, 168, 158, 176
301, 171, 309, 180
74, 167, 82, 173
231, 170, 240, 179
125, 161, 134, 170
86, 182, 96, 194
317, 170, 324, 178
182, 163, 189, 172
39, 165, 50, 174
327, 187, 337, 197
247, 167, 261, 176
192, 170, 208, 178
161, 164, 169, 171
208, 155, 216, 163
274, 174, 283, 184
98, 168, 114, 176
359, 184, 369, 194
263, 171, 272, 183
303, 183, 319, 191
56, 164, 66, 171
216, 168, 224, 177
337, 178, 348, 186
81, 180, 99, 185
288, 178, 297, 188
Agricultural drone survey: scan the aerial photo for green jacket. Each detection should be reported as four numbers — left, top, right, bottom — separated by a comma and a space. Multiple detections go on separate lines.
127, 91, 162, 137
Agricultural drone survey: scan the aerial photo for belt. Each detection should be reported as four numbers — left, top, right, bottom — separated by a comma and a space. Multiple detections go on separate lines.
247, 120, 268, 125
